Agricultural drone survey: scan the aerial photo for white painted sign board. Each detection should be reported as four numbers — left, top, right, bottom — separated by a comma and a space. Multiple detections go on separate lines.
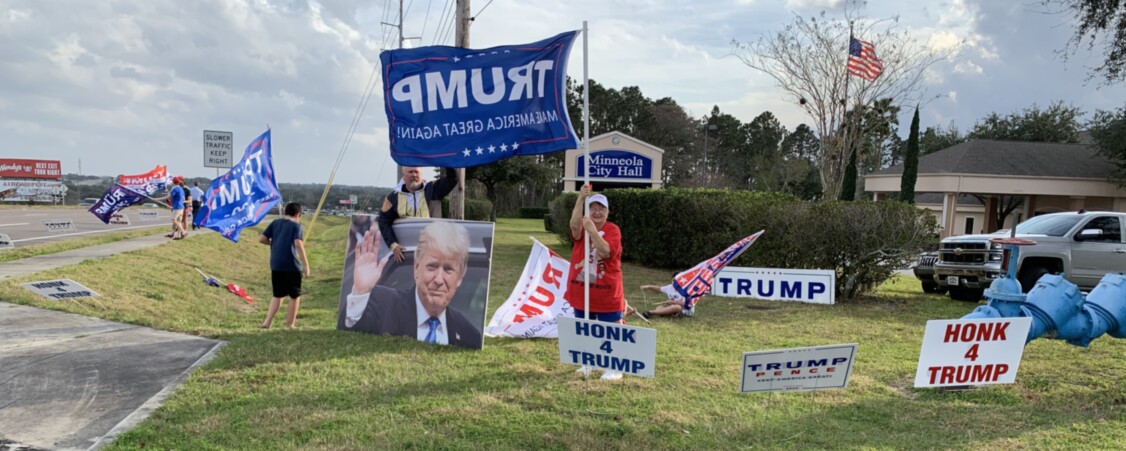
21, 279, 99, 300
558, 317, 657, 378
715, 267, 836, 305
138, 211, 160, 221
203, 130, 234, 168
914, 317, 1032, 388
43, 219, 76, 233
741, 343, 857, 393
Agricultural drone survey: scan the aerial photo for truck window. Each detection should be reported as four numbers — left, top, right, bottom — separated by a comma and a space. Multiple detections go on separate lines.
1014, 214, 1083, 237
1080, 216, 1122, 242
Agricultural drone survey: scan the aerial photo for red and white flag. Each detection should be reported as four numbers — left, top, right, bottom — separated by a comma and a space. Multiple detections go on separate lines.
848, 37, 883, 81
485, 238, 573, 338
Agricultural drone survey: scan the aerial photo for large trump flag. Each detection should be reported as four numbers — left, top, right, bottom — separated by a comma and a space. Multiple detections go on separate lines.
196, 130, 281, 242
381, 31, 580, 168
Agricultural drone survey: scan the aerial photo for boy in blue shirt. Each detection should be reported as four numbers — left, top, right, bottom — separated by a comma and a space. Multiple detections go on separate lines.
259, 202, 311, 329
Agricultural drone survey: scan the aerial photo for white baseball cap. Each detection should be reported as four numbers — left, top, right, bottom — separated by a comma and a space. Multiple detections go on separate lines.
586, 193, 609, 208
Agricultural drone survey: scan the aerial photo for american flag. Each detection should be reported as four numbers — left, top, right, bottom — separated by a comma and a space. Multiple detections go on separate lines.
848, 38, 883, 81
673, 230, 765, 307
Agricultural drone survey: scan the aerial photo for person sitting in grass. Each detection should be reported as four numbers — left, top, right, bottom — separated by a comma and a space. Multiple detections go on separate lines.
630, 284, 696, 319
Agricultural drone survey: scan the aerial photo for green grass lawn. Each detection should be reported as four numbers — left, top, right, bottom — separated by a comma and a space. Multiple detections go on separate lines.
2, 217, 1125, 449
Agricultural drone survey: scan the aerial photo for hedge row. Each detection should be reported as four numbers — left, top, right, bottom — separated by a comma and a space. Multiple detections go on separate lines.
548, 188, 937, 300
517, 206, 549, 219
441, 198, 493, 221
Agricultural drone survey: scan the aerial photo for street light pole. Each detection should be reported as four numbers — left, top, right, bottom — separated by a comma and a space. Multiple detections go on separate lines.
699, 123, 717, 186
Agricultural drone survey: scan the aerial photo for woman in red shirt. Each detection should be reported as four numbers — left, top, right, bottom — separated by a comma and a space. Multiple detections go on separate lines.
564, 184, 625, 380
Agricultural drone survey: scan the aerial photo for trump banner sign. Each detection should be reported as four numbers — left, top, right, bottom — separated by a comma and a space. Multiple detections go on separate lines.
485, 238, 573, 338
381, 31, 579, 168
196, 130, 281, 242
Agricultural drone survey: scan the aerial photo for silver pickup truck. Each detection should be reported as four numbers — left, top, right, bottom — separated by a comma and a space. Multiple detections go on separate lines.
934, 211, 1126, 301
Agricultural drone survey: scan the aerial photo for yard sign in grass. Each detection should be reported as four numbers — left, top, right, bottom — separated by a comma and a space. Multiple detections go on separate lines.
914, 317, 1032, 388
558, 316, 657, 378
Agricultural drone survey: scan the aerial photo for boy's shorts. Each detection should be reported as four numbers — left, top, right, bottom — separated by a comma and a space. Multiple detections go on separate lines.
271, 270, 303, 298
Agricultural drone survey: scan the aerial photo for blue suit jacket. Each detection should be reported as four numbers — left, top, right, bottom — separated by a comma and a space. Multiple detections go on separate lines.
346, 285, 482, 349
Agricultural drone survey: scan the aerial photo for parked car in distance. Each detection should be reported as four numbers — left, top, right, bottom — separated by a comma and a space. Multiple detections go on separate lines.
934, 210, 1126, 302
143, 203, 161, 208
913, 251, 945, 294
78, 198, 99, 206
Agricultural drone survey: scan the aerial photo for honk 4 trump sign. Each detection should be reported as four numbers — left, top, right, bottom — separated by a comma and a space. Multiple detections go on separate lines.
914, 318, 1032, 388
381, 31, 580, 168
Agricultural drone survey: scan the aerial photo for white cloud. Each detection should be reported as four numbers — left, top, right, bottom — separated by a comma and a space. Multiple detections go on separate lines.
785, 0, 845, 9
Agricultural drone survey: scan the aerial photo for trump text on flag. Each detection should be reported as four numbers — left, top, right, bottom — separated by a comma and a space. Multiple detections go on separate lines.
381, 32, 579, 168
914, 318, 1032, 388
485, 238, 573, 339
196, 129, 280, 242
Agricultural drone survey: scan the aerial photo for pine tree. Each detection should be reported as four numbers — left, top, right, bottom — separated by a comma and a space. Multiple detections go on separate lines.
899, 106, 920, 203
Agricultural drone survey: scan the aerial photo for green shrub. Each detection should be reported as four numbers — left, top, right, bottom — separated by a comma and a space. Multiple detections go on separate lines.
543, 214, 554, 232
439, 198, 494, 221
518, 206, 549, 219
548, 188, 937, 301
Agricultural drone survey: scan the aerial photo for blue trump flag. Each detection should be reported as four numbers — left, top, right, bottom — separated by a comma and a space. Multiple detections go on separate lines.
196, 130, 281, 242
89, 183, 148, 224
381, 31, 580, 168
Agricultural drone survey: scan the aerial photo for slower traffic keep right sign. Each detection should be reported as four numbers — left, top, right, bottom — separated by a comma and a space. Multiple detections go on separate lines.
914, 317, 1032, 388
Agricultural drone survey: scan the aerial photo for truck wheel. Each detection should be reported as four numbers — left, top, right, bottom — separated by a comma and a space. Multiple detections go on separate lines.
1018, 265, 1050, 293
949, 287, 984, 302
921, 281, 940, 293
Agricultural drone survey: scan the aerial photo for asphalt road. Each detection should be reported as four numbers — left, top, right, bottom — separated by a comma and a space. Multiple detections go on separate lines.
0, 206, 172, 246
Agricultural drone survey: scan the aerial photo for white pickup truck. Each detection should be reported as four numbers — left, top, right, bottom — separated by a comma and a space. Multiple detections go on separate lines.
933, 211, 1126, 301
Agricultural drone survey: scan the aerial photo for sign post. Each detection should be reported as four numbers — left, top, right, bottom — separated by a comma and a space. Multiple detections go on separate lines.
203, 130, 234, 170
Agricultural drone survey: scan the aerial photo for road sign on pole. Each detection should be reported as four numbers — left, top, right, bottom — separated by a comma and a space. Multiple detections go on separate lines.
203, 130, 234, 168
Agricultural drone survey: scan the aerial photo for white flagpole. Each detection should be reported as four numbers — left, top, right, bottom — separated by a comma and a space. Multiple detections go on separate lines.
582, 21, 591, 321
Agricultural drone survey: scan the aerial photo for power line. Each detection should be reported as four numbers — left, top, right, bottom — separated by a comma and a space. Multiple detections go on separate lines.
439, 10, 456, 45
432, 0, 454, 45
419, 0, 435, 42
473, 0, 494, 19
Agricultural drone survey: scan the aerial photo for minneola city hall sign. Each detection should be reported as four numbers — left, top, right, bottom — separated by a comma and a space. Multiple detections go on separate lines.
563, 131, 665, 192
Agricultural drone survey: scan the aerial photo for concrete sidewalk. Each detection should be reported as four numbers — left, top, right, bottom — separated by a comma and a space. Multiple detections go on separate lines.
0, 235, 225, 450
0, 234, 170, 280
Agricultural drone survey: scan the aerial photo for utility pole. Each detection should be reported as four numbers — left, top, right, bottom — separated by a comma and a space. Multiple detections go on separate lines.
448, 0, 470, 220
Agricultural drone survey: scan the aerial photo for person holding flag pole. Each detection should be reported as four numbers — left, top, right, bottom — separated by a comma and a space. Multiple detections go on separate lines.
561, 21, 627, 382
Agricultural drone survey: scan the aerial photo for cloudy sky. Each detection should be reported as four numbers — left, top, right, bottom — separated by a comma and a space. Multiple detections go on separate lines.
3, 0, 1123, 187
